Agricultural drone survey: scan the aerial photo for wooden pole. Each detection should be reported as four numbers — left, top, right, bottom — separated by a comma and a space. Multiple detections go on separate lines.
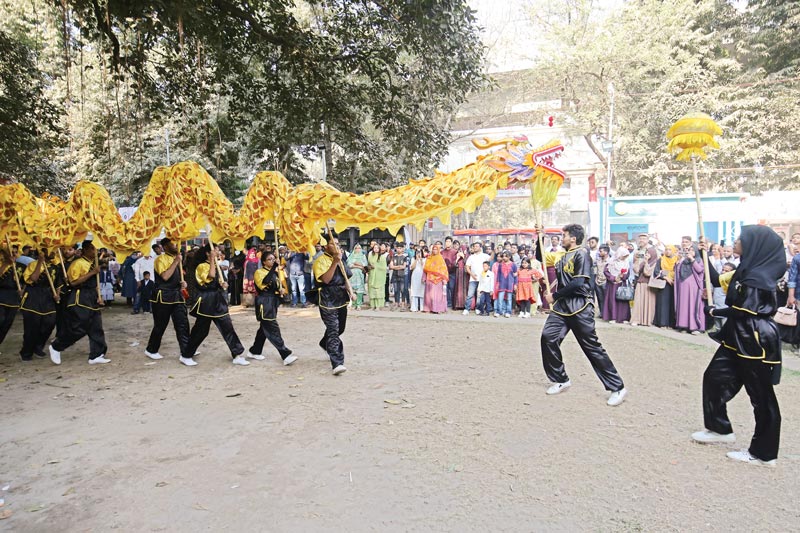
534, 208, 552, 295
94, 250, 103, 305
691, 157, 714, 302
40, 250, 60, 302
324, 222, 355, 301
206, 233, 224, 284
4, 235, 22, 294
57, 248, 68, 283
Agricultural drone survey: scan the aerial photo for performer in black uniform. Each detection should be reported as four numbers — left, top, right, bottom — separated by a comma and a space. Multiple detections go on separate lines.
185, 244, 248, 366
247, 252, 297, 365
0, 247, 23, 347
692, 226, 786, 467
540, 224, 627, 406
54, 245, 77, 339
19, 251, 58, 361
144, 238, 191, 363
49, 241, 110, 365
312, 233, 353, 375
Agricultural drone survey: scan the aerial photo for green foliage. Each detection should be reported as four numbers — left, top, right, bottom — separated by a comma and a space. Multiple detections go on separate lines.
0, 29, 65, 194
524, 0, 800, 195
1, 0, 487, 204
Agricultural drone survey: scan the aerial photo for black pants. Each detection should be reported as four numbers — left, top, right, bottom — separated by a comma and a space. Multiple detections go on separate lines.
52, 306, 107, 360
146, 302, 190, 357
187, 315, 244, 359
703, 346, 781, 461
21, 310, 56, 359
250, 320, 292, 359
55, 291, 71, 338
541, 305, 624, 392
519, 300, 531, 313
319, 305, 347, 368
594, 284, 607, 311
0, 305, 17, 345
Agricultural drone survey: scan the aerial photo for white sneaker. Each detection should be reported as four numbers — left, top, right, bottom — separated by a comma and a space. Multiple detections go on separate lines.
232, 355, 250, 366
180, 356, 198, 366
726, 449, 776, 467
332, 365, 347, 375
504, 313, 511, 318
494, 312, 500, 317
144, 350, 163, 360
283, 354, 298, 366
546, 380, 571, 395
607, 388, 628, 406
462, 309, 469, 315
246, 351, 265, 361
49, 344, 61, 365
691, 429, 736, 444
89, 355, 111, 364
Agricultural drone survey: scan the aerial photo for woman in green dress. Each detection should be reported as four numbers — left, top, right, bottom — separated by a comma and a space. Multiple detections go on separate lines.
346, 244, 368, 310
367, 243, 388, 309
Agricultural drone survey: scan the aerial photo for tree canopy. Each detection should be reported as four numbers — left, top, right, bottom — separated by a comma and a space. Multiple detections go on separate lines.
0, 0, 487, 203
522, 0, 800, 195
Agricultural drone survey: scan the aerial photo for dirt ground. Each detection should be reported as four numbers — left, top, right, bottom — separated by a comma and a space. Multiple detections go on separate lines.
0, 302, 799, 532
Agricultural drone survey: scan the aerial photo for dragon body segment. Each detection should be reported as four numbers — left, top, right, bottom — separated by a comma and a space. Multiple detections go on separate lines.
0, 138, 564, 253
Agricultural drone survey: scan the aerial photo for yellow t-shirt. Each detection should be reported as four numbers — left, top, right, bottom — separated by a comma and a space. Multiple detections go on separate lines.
67, 257, 92, 284
313, 254, 334, 283
254, 268, 270, 290
154, 253, 176, 277
23, 261, 43, 285
195, 262, 215, 287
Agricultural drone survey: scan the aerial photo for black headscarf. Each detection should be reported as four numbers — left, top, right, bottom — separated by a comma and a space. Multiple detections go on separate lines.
679, 243, 701, 281
725, 225, 786, 304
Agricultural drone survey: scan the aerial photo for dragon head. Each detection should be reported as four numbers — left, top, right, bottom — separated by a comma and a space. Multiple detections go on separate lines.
476, 137, 565, 186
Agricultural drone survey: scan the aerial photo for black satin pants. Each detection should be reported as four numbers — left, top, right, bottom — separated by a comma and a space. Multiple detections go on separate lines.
0, 305, 17, 345
146, 302, 190, 357
319, 306, 347, 368
541, 306, 624, 392
52, 306, 107, 360
250, 320, 292, 359
702, 346, 781, 461
21, 310, 56, 359
187, 315, 244, 359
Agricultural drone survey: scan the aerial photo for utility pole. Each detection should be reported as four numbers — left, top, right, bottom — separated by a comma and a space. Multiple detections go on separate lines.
604, 83, 615, 243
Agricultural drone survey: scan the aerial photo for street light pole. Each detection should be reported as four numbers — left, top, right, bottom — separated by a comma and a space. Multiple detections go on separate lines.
604, 82, 615, 243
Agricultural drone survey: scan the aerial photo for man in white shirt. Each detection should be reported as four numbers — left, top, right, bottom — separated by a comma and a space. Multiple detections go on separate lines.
133, 252, 156, 314
463, 242, 490, 314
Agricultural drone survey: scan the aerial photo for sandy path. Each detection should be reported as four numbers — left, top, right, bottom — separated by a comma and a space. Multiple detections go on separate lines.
1, 304, 798, 531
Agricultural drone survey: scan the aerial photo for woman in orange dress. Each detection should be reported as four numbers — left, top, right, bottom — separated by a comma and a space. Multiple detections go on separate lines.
423, 244, 449, 313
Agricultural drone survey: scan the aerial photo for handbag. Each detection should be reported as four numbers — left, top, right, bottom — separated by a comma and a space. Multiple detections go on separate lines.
774, 305, 797, 327
648, 275, 667, 290
615, 281, 635, 301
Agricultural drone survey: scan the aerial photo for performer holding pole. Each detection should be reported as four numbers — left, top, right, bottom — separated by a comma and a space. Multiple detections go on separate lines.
19, 250, 58, 361
313, 227, 354, 375
144, 238, 191, 364
185, 242, 248, 366
246, 251, 298, 365
54, 246, 76, 339
692, 227, 786, 466
49, 240, 109, 365
539, 224, 627, 405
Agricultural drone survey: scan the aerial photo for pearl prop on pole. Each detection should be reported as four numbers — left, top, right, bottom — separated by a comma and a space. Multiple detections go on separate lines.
666, 112, 723, 302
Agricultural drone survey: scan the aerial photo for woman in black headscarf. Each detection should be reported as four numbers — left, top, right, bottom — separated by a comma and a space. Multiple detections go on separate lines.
691, 225, 787, 467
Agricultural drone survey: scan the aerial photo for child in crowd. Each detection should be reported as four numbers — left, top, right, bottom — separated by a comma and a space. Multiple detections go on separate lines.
139, 271, 154, 313
516, 258, 541, 318
99, 261, 116, 306
477, 261, 494, 316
